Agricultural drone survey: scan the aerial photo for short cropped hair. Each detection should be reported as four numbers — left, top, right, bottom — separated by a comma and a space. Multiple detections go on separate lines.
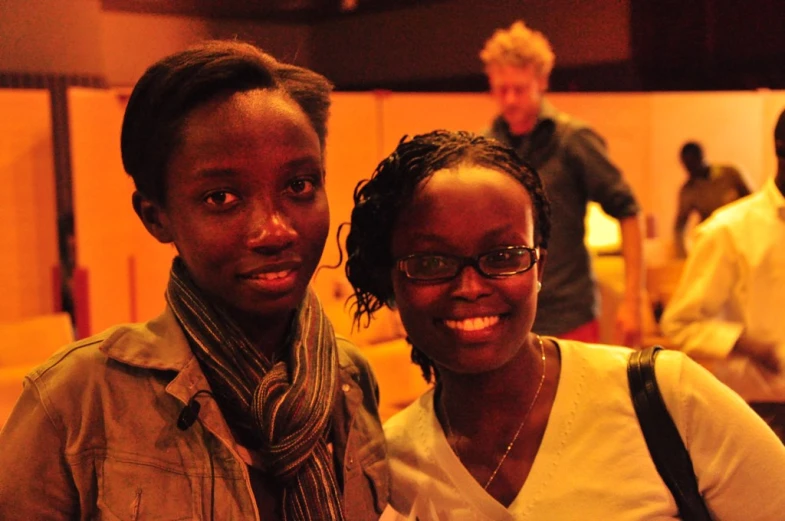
480, 20, 555, 77
345, 130, 551, 382
121, 40, 333, 205
680, 141, 704, 159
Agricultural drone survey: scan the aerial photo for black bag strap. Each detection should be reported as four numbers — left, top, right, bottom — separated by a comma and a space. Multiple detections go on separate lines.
627, 346, 713, 521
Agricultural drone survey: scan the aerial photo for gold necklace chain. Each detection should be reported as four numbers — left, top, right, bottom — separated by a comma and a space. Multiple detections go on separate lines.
442, 334, 547, 490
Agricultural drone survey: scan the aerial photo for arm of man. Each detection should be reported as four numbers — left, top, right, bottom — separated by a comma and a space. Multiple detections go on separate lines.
618, 214, 645, 347
659, 223, 743, 359
566, 127, 645, 347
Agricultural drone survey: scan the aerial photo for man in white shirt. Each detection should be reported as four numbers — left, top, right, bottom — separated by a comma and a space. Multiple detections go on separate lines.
661, 107, 785, 440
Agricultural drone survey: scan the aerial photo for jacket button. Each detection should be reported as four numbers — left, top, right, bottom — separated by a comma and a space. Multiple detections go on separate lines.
341, 383, 350, 393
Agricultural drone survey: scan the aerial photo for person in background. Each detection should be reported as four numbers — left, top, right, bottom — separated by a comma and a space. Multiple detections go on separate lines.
661, 110, 785, 441
482, 20, 645, 347
673, 141, 752, 258
346, 129, 785, 520
0, 41, 388, 520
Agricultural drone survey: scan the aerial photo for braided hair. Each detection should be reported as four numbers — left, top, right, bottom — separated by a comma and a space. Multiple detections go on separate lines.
344, 130, 551, 382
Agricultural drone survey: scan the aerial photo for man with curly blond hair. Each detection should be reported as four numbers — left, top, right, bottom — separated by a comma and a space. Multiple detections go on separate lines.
482, 20, 645, 347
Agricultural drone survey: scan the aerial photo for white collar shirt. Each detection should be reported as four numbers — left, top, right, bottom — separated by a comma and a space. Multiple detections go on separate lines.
661, 177, 785, 402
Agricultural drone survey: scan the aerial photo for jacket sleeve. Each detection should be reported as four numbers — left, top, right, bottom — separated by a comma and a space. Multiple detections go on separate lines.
0, 379, 79, 520
657, 351, 785, 519
564, 126, 640, 220
660, 222, 744, 358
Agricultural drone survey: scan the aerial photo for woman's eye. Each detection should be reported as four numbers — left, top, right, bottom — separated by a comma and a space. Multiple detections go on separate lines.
424, 257, 446, 268
483, 251, 506, 263
288, 177, 319, 197
204, 191, 238, 206
416, 256, 450, 272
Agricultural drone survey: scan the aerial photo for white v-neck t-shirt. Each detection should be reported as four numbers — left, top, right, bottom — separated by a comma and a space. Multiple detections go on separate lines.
382, 340, 785, 521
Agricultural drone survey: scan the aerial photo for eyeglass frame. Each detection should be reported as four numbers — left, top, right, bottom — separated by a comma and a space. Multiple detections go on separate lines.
394, 245, 540, 283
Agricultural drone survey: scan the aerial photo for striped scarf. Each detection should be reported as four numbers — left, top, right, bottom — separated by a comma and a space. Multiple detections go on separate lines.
165, 257, 345, 520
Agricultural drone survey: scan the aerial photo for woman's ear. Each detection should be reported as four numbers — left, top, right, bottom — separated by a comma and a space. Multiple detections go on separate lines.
132, 191, 174, 244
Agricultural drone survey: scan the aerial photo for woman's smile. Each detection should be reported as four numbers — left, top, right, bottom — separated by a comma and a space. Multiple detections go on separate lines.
441, 314, 504, 343
239, 267, 299, 294
443, 315, 501, 332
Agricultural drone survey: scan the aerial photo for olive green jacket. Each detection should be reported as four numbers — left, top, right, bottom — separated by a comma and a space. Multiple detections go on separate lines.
0, 306, 389, 520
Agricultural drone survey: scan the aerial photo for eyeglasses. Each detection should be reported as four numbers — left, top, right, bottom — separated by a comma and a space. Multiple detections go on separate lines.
395, 246, 539, 282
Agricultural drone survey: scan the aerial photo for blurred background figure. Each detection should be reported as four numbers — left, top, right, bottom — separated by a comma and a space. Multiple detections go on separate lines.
661, 108, 785, 441
481, 20, 645, 347
674, 141, 752, 258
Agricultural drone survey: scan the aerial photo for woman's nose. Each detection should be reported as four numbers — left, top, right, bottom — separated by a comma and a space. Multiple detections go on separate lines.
245, 203, 297, 252
450, 265, 492, 301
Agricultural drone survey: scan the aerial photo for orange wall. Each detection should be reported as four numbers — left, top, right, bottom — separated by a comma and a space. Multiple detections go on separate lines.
0, 89, 58, 321
69, 88, 176, 334
62, 87, 785, 338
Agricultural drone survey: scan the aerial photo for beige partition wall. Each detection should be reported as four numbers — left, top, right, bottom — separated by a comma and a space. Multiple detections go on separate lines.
387, 91, 783, 251
69, 87, 175, 336
0, 89, 58, 321
379, 92, 497, 153
649, 92, 767, 239
551, 91, 785, 244
65, 86, 785, 338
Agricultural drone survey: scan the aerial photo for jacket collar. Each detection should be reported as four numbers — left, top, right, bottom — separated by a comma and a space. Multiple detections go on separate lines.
99, 305, 361, 377
99, 306, 194, 372
492, 99, 558, 139
98, 306, 366, 463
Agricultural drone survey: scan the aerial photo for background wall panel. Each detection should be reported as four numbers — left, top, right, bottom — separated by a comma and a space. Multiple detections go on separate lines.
379, 92, 496, 152
70, 87, 178, 336
649, 92, 766, 243
0, 89, 58, 321
63, 87, 785, 338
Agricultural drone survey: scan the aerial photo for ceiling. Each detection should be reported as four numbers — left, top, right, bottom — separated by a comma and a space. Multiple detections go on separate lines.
100, 0, 439, 23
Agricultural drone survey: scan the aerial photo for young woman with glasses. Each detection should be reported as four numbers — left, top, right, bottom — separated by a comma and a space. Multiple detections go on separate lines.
345, 130, 785, 520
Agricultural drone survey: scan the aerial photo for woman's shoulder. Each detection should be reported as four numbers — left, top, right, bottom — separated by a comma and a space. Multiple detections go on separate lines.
556, 339, 697, 385
383, 389, 435, 446
28, 311, 184, 398
28, 326, 126, 387
335, 335, 371, 371
556, 338, 634, 371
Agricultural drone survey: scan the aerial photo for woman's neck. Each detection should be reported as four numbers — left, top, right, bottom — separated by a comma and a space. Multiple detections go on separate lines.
438, 335, 548, 427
